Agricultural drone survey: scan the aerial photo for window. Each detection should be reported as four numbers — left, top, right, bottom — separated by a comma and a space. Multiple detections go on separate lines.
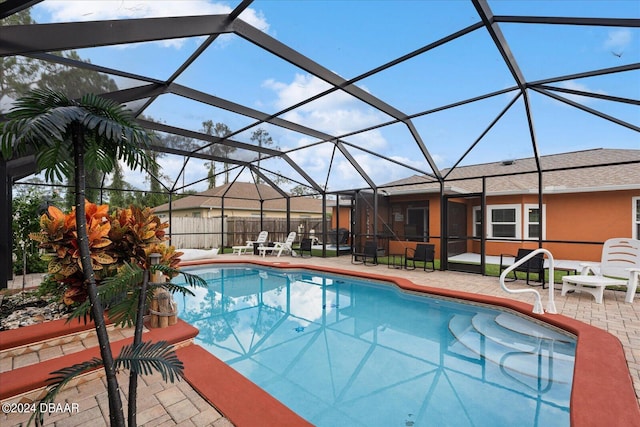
524, 204, 546, 240
192, 212, 201, 218
473, 206, 482, 237
487, 205, 520, 239
634, 197, 640, 239
406, 206, 429, 241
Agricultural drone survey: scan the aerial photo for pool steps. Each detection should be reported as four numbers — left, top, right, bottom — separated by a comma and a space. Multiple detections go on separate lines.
448, 312, 575, 385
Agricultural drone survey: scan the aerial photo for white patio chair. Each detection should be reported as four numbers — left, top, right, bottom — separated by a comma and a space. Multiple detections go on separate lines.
232, 231, 268, 255
258, 232, 296, 257
561, 238, 640, 303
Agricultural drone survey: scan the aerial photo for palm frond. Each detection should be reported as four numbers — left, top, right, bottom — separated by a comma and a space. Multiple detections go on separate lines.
107, 288, 140, 328
98, 263, 145, 327
115, 341, 184, 383
154, 264, 208, 289
30, 357, 104, 426
35, 142, 73, 182
84, 138, 116, 174
66, 299, 93, 324
67, 262, 144, 325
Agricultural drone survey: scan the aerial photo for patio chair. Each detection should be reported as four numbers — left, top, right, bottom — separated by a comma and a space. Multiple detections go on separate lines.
499, 248, 545, 286
561, 238, 640, 304
258, 232, 296, 257
352, 241, 378, 266
404, 243, 435, 272
298, 238, 313, 258
232, 231, 268, 255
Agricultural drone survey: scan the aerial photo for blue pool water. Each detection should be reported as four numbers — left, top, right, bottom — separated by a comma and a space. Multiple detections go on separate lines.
174, 265, 576, 427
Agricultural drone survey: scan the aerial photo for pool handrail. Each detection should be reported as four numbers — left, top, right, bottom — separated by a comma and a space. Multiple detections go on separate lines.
499, 248, 557, 315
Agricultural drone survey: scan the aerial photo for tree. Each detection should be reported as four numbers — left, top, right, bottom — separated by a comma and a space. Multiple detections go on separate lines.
143, 149, 167, 207
250, 128, 279, 185
0, 10, 39, 104
11, 187, 48, 278
201, 120, 234, 187
290, 184, 320, 198
1, 89, 154, 427
39, 51, 118, 99
107, 161, 138, 209
1, 11, 118, 109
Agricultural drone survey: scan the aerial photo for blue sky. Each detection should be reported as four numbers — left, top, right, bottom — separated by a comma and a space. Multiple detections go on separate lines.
25, 0, 640, 193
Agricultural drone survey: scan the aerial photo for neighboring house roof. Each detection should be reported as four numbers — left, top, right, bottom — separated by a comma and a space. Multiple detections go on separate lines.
383, 148, 640, 196
154, 182, 325, 214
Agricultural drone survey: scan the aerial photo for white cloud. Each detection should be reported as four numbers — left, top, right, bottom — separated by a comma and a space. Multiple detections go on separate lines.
264, 73, 389, 144
261, 73, 445, 188
556, 80, 607, 105
603, 29, 632, 52
38, 1, 269, 48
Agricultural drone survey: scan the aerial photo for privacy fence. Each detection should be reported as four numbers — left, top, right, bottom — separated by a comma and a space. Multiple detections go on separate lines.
167, 217, 330, 249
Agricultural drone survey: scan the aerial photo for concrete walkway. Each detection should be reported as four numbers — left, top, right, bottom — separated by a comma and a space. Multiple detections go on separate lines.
2, 253, 639, 425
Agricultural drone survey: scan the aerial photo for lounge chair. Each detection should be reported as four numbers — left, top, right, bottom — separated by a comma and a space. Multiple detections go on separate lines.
352, 241, 378, 266
499, 248, 545, 286
232, 231, 268, 255
405, 243, 435, 271
561, 238, 640, 304
258, 232, 296, 257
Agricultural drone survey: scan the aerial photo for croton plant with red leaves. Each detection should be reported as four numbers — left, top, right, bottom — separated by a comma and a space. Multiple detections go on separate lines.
30, 201, 183, 305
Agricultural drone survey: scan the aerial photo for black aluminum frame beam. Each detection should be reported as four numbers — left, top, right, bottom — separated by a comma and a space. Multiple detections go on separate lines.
472, 0, 542, 172
0, 0, 42, 19
0, 15, 233, 56
231, 19, 444, 181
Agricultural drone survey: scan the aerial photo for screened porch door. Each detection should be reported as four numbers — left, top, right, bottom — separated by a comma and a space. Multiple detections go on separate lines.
444, 194, 484, 274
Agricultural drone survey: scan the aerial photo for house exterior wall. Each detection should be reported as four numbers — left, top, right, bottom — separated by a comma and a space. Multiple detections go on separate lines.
331, 206, 351, 230
468, 190, 638, 262
353, 189, 637, 265
542, 190, 637, 261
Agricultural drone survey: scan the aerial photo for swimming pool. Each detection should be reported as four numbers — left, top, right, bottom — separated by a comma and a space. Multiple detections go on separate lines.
175, 265, 576, 427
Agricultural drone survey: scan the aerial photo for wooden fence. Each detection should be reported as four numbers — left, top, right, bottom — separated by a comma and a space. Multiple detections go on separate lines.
167, 217, 330, 249
167, 217, 223, 249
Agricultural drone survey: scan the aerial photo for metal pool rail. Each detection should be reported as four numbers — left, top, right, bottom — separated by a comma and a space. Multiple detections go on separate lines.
500, 248, 557, 315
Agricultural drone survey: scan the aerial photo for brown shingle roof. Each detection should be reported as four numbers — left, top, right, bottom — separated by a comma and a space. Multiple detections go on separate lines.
384, 148, 640, 195
154, 182, 324, 213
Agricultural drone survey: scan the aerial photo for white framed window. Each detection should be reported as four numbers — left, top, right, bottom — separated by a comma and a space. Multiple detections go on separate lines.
473, 206, 482, 238
524, 204, 546, 240
633, 197, 640, 240
487, 204, 521, 239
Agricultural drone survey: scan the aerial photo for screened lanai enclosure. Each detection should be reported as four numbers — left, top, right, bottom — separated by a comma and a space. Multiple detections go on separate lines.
1, 0, 639, 287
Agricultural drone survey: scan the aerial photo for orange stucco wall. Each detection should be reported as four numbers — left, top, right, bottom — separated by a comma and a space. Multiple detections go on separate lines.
347, 189, 638, 264
331, 206, 351, 230
542, 190, 637, 260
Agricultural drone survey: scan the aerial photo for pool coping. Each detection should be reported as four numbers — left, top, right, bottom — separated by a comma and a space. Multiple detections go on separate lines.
180, 258, 640, 427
